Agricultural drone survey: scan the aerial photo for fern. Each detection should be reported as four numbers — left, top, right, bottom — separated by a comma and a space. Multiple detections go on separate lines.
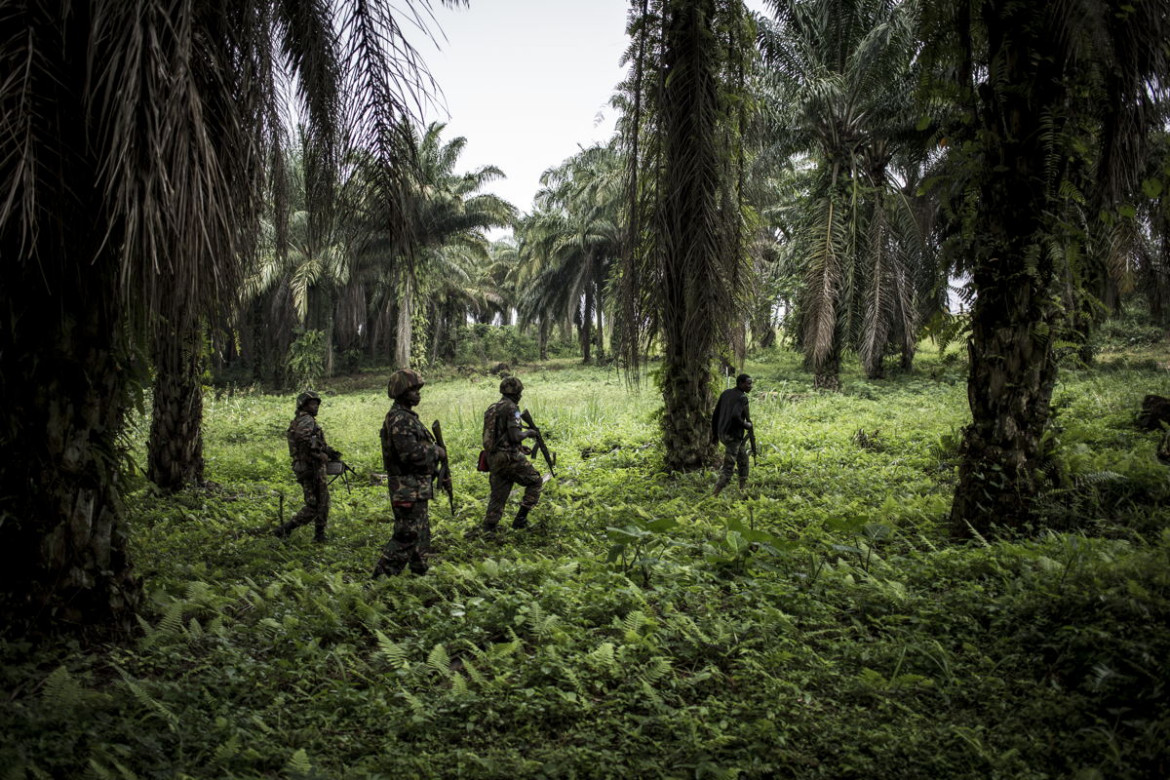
426, 644, 451, 678
586, 642, 619, 676
462, 658, 487, 687
373, 630, 411, 670
41, 666, 83, 711
400, 690, 427, 716
184, 580, 210, 602
639, 679, 666, 709
213, 734, 241, 763
640, 656, 673, 685
284, 748, 313, 776
117, 669, 179, 732
157, 601, 185, 636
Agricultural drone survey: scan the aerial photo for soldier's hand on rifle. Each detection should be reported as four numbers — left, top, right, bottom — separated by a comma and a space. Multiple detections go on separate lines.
435, 446, 447, 460
520, 444, 533, 456
742, 421, 752, 430
329, 448, 342, 460
442, 476, 452, 491
522, 429, 539, 440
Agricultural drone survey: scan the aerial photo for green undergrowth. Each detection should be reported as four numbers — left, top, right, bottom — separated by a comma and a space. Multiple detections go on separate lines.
3, 348, 1170, 778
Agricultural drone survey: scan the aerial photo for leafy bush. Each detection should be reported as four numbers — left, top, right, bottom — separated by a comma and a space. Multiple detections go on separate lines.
286, 329, 327, 390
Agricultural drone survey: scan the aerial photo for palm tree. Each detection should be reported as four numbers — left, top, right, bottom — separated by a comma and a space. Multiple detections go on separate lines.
756, 0, 928, 387
516, 144, 624, 363
617, 0, 756, 470
355, 121, 513, 369
918, 0, 1170, 534
0, 0, 459, 634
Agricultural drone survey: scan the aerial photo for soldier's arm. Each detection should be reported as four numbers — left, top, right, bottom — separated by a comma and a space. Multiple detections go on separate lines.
504, 408, 528, 444
390, 425, 437, 471
294, 417, 328, 462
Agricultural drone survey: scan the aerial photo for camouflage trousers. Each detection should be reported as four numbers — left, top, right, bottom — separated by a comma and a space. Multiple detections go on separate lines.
483, 451, 542, 528
375, 501, 431, 576
715, 435, 749, 489
283, 469, 330, 537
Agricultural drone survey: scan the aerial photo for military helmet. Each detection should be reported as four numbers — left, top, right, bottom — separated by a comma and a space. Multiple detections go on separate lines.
387, 369, 425, 399
296, 390, 321, 410
499, 376, 524, 396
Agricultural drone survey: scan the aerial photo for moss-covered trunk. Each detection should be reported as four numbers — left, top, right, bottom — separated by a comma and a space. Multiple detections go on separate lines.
950, 0, 1062, 536
147, 323, 206, 491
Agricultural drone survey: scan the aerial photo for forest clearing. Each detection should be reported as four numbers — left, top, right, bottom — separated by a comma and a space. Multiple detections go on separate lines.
4, 337, 1169, 778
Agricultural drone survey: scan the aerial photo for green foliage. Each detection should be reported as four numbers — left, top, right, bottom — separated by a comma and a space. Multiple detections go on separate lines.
286, 330, 327, 390
5, 351, 1170, 778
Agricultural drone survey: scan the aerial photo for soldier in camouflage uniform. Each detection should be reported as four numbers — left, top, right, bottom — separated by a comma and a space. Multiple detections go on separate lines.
473, 376, 543, 535
711, 373, 754, 497
276, 391, 341, 542
372, 369, 447, 578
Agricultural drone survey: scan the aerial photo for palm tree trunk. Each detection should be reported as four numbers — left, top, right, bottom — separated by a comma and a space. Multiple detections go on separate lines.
539, 318, 550, 361
1, 252, 142, 635
813, 352, 841, 391
658, 0, 726, 471
147, 323, 206, 491
395, 272, 414, 369
581, 284, 594, 363
595, 282, 606, 361
950, 0, 1062, 536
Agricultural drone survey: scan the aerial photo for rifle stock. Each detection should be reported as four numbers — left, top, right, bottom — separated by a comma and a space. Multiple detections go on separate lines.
519, 409, 557, 478
431, 420, 455, 514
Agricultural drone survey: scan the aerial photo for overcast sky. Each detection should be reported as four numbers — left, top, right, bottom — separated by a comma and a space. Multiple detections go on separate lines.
412, 0, 632, 217
408, 1, 771, 226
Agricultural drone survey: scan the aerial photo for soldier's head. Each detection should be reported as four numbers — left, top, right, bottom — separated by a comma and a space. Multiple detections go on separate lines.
296, 390, 322, 416
735, 374, 754, 392
499, 376, 524, 401
387, 369, 425, 407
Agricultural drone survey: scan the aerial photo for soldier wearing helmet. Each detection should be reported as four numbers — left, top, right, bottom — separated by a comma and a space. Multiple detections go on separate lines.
276, 390, 341, 542
472, 375, 542, 535
372, 369, 447, 578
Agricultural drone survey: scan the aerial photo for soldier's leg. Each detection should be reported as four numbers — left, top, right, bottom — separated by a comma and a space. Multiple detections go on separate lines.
510, 458, 544, 529
374, 502, 424, 577
408, 502, 431, 575
481, 470, 514, 531
714, 438, 737, 494
735, 440, 750, 489
313, 473, 331, 542
276, 475, 319, 536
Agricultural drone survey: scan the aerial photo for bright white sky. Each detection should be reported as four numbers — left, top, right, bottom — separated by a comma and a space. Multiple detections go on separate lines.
410, 0, 772, 224
413, 0, 632, 217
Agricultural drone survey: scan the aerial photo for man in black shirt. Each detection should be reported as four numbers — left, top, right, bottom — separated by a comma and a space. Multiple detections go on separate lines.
711, 373, 753, 497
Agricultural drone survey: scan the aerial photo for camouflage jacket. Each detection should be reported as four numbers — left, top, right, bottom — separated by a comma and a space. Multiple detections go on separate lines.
381, 402, 440, 502
287, 412, 333, 476
483, 396, 525, 454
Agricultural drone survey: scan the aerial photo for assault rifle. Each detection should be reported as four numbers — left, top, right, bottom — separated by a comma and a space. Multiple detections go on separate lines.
326, 460, 357, 492
520, 409, 557, 478
431, 420, 455, 514
746, 419, 758, 465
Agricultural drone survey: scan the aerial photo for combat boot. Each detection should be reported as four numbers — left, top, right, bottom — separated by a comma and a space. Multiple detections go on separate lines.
313, 527, 328, 543
512, 506, 531, 530
273, 522, 294, 539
